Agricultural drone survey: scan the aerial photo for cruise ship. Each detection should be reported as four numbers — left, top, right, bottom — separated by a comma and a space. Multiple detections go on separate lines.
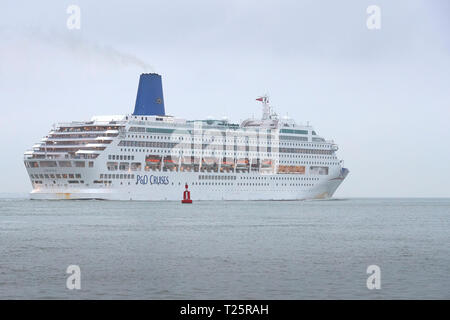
24, 73, 349, 200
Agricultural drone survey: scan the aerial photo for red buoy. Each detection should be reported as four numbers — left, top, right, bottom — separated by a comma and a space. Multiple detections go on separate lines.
181, 183, 192, 204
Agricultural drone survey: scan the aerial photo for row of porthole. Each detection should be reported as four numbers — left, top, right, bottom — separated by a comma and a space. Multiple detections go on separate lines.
125, 133, 331, 150
30, 173, 81, 179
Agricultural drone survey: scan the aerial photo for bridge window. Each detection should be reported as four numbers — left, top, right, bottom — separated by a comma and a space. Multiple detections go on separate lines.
40, 161, 57, 167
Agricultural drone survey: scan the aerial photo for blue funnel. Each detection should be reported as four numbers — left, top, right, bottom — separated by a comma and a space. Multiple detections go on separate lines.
133, 73, 165, 116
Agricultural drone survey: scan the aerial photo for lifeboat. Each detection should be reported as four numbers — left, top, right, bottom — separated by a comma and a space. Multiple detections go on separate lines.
201, 157, 217, 166
235, 158, 249, 172
164, 159, 176, 164
236, 159, 249, 166
201, 157, 218, 172
261, 159, 273, 168
221, 161, 234, 167
180, 157, 199, 172
145, 155, 162, 170
220, 160, 234, 172
163, 157, 179, 171
145, 155, 161, 163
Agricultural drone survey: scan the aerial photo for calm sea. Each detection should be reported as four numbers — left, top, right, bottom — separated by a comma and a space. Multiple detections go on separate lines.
0, 197, 449, 299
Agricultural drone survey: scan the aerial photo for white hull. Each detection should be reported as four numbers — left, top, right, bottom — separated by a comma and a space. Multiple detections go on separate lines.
28, 171, 347, 201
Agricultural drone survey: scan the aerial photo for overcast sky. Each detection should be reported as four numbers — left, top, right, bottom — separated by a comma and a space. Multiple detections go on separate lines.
0, 0, 449, 197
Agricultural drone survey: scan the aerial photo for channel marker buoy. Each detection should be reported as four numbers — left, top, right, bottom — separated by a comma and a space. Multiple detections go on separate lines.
181, 184, 192, 204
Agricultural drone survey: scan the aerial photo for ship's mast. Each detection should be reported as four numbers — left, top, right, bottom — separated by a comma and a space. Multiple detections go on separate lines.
256, 95, 270, 120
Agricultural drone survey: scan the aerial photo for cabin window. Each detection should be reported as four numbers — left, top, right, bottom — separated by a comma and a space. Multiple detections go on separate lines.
107, 162, 118, 171
74, 161, 85, 167
59, 161, 72, 167
131, 162, 142, 171
40, 161, 57, 168
29, 161, 39, 168
119, 162, 129, 171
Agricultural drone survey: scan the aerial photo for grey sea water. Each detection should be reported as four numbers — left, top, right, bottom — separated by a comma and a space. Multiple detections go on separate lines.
0, 197, 449, 299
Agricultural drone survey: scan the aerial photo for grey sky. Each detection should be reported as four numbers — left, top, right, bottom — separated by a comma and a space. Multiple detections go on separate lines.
0, 0, 449, 197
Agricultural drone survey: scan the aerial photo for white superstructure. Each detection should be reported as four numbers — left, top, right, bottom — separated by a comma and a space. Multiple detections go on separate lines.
24, 75, 348, 200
